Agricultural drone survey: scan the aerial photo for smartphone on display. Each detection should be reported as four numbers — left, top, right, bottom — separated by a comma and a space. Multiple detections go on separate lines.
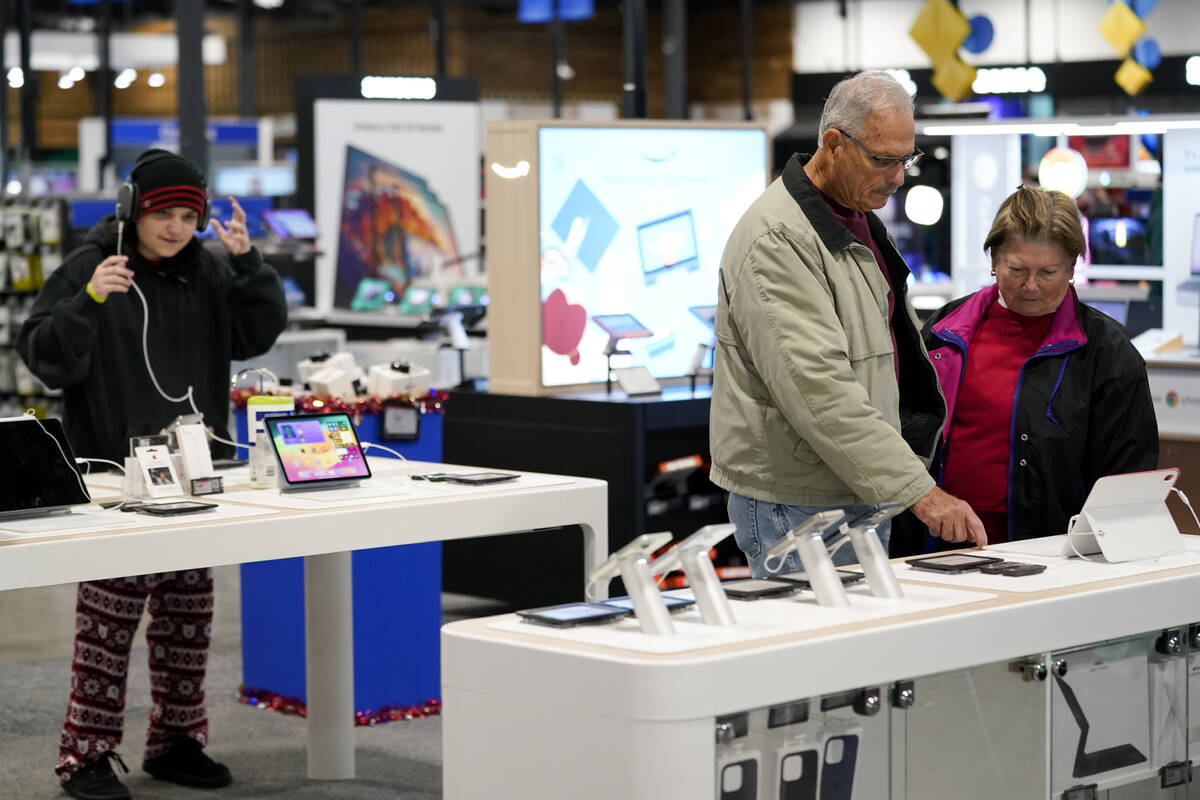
600, 594, 696, 612
1001, 563, 1047, 577
444, 472, 520, 485
134, 501, 218, 516
516, 602, 631, 628
721, 578, 800, 600
907, 553, 1005, 573
778, 569, 866, 590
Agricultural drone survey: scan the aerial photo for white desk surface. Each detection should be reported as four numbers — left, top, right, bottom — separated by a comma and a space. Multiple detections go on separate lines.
0, 459, 607, 593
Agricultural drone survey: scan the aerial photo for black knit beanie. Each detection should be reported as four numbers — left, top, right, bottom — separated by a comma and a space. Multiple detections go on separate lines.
131, 149, 208, 219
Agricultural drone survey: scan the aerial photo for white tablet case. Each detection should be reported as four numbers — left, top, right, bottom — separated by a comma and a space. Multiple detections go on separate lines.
1064, 469, 1183, 562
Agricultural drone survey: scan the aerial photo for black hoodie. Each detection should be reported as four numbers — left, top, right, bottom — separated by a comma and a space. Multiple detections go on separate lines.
16, 215, 287, 463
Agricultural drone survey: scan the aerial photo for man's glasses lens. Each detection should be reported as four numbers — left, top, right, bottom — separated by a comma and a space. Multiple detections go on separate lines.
839, 128, 922, 170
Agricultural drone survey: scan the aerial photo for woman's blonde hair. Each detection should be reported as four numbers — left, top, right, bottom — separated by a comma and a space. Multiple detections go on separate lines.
983, 185, 1085, 263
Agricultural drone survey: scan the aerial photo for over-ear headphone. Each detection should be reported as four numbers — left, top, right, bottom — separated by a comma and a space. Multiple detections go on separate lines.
115, 151, 211, 229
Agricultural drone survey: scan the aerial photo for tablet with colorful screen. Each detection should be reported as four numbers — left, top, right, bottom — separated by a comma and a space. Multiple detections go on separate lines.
264, 413, 372, 491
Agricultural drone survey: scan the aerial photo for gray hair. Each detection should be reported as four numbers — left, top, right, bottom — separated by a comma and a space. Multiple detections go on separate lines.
817, 70, 915, 145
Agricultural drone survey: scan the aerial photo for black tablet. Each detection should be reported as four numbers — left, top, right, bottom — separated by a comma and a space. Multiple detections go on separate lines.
777, 569, 866, 589
721, 578, 800, 600
516, 602, 631, 628
135, 501, 218, 516
907, 553, 1005, 573
600, 594, 695, 612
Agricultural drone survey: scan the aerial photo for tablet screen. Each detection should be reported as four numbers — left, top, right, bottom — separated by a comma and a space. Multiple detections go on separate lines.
265, 413, 371, 487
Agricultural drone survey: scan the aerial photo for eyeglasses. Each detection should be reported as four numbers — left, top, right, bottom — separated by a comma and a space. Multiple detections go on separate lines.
837, 128, 923, 170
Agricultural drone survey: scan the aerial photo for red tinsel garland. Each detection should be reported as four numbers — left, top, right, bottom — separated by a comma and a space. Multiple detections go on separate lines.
230, 388, 448, 420
237, 685, 441, 726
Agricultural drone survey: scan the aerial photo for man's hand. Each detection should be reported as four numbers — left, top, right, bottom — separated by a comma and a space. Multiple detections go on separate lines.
88, 255, 133, 300
911, 487, 987, 547
210, 196, 251, 256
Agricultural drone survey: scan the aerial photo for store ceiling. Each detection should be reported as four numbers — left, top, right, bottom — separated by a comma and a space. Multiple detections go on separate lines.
32, 0, 798, 30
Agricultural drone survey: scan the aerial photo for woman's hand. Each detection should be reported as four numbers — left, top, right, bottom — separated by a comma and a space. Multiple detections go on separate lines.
210, 196, 251, 256
88, 255, 133, 301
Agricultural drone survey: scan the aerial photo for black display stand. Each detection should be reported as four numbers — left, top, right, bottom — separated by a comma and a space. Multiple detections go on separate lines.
442, 386, 725, 607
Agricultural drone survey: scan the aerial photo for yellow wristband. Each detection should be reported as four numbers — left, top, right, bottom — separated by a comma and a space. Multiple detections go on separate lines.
85, 282, 106, 304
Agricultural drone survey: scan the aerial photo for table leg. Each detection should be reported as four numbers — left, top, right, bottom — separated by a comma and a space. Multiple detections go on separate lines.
579, 521, 608, 597
304, 551, 355, 779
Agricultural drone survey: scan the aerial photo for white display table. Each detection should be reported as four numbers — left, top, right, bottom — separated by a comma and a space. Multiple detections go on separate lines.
0, 459, 607, 781
442, 539, 1200, 800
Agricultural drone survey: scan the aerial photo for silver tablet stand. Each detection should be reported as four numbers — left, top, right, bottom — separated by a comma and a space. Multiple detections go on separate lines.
763, 510, 850, 607
648, 523, 737, 627
847, 522, 904, 599
585, 532, 675, 636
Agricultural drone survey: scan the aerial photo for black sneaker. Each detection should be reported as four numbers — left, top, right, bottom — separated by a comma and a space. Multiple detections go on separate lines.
61, 751, 131, 800
143, 738, 232, 788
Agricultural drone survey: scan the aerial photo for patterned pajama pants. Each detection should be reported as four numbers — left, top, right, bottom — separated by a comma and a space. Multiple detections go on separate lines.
55, 569, 215, 781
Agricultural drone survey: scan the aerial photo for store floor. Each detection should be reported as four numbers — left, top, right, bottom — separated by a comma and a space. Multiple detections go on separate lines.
0, 567, 509, 799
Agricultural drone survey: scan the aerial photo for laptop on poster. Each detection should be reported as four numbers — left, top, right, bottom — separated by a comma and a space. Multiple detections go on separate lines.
264, 412, 372, 492
0, 416, 91, 519
1063, 469, 1183, 562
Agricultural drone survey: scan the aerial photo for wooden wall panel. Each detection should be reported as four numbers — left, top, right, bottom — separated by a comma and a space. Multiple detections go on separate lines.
11, 4, 794, 150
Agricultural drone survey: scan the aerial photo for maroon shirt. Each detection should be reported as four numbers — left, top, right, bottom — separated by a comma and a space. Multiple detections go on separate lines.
814, 187, 897, 377
941, 302, 1055, 544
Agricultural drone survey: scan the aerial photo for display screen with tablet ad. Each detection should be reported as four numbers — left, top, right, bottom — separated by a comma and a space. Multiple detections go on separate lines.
264, 413, 371, 491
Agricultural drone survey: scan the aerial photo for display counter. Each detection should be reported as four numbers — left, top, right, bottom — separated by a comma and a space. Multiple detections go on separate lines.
442, 536, 1200, 799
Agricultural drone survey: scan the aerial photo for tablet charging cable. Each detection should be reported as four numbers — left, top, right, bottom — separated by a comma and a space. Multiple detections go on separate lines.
117, 219, 251, 454
361, 441, 407, 462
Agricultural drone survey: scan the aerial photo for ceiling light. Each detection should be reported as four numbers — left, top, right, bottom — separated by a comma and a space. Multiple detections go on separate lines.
360, 76, 437, 100
6, 67, 22, 88
253, 0, 285, 7
67, 66, 85, 82
147, 72, 165, 88
5, 180, 21, 195
1187, 56, 1200, 87
57, 73, 75, 90
904, 185, 944, 226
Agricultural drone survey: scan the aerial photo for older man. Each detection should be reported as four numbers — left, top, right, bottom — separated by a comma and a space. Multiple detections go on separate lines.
710, 70, 984, 576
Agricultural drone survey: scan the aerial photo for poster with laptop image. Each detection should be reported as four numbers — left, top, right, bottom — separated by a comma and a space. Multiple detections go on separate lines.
0, 416, 91, 520
264, 412, 372, 492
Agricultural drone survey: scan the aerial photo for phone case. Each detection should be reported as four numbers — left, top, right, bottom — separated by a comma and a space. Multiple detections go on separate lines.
779, 748, 819, 800
819, 734, 858, 800
719, 757, 759, 800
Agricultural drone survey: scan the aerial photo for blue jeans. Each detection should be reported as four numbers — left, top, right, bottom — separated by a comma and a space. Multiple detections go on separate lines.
727, 494, 891, 578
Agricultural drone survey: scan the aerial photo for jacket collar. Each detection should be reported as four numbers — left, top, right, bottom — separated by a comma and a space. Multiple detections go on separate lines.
934, 284, 1087, 350
781, 152, 911, 289
781, 153, 862, 255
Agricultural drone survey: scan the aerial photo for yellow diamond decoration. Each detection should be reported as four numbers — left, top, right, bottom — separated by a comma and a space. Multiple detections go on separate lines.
1099, 1, 1146, 58
1115, 57, 1153, 95
932, 57, 977, 103
910, 0, 970, 64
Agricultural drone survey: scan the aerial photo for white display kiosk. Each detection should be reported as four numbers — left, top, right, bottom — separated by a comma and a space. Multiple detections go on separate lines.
443, 539, 1200, 800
